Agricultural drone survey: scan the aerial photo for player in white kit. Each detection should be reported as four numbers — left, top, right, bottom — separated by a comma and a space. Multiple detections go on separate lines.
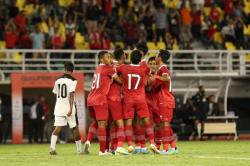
49, 62, 82, 155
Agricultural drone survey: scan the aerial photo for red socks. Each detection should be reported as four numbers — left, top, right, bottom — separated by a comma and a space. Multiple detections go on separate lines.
125, 125, 133, 146
98, 127, 107, 153
144, 122, 155, 144
117, 127, 125, 147
154, 127, 162, 150
87, 122, 98, 142
110, 126, 117, 150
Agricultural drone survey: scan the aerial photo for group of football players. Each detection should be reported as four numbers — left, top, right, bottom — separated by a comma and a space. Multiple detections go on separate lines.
84, 43, 178, 155
49, 42, 178, 155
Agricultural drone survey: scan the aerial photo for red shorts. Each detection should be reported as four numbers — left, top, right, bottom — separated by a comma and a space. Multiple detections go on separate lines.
108, 100, 123, 121
157, 105, 174, 122
123, 102, 150, 119
88, 104, 109, 121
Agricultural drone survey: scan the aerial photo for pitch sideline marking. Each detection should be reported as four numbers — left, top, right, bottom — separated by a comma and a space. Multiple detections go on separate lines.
193, 155, 250, 161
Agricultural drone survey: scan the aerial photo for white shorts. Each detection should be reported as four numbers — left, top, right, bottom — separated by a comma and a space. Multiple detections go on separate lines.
54, 114, 78, 128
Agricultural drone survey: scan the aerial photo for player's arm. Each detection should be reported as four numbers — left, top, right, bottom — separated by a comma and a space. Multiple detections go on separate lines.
155, 73, 170, 82
113, 74, 122, 84
67, 92, 74, 116
67, 80, 77, 116
111, 66, 122, 84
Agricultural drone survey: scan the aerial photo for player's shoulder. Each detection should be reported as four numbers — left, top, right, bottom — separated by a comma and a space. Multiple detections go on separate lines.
56, 74, 77, 81
159, 65, 169, 71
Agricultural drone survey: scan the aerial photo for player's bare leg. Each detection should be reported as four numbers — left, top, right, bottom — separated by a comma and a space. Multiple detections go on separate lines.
50, 126, 62, 155
143, 117, 160, 154
124, 119, 134, 153
72, 126, 83, 154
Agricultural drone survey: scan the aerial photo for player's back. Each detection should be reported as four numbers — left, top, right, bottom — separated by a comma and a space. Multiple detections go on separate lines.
119, 64, 149, 103
87, 64, 115, 106
53, 74, 77, 116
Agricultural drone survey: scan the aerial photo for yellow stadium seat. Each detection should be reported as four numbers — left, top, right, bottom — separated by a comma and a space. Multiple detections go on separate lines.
24, 4, 35, 16
244, 24, 250, 35
16, 0, 25, 11
147, 42, 158, 50
75, 32, 84, 44
213, 32, 223, 44
58, 0, 74, 7
163, 0, 179, 8
245, 53, 250, 62
173, 39, 179, 50
0, 41, 6, 59
204, 7, 211, 16
128, 0, 134, 7
115, 42, 125, 49
225, 42, 236, 50
39, 21, 49, 34
244, 0, 250, 14
157, 42, 166, 49
13, 52, 23, 64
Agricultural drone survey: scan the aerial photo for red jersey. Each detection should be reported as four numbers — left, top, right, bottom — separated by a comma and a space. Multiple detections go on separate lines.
156, 65, 175, 108
146, 74, 158, 112
118, 63, 150, 103
87, 64, 116, 106
108, 61, 122, 101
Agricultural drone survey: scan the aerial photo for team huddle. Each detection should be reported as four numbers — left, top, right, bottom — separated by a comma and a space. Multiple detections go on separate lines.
49, 43, 178, 155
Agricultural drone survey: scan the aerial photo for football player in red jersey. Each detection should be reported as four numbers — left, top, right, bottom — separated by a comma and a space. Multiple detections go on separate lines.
132, 42, 150, 154
117, 50, 160, 154
85, 51, 122, 155
145, 57, 163, 150
154, 49, 178, 154
107, 48, 128, 155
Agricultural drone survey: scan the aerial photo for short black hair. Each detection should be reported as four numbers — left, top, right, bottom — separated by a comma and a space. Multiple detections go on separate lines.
135, 42, 148, 55
158, 49, 170, 64
98, 51, 109, 61
148, 56, 156, 63
113, 48, 124, 60
130, 50, 142, 64
64, 62, 74, 72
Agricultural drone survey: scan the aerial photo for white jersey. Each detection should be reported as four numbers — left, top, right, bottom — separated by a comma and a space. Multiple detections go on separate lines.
52, 74, 77, 116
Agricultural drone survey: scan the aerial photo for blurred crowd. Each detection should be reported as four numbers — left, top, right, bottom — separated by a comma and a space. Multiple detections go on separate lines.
0, 0, 250, 51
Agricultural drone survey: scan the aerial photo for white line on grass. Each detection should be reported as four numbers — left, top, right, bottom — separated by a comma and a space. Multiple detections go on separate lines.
193, 155, 250, 161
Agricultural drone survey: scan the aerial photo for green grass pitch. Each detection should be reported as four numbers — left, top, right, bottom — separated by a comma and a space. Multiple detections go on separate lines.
0, 141, 250, 166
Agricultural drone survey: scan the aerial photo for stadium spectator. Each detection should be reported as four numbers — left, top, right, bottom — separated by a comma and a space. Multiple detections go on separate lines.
168, 9, 181, 42
86, 0, 100, 34
30, 25, 45, 58
191, 4, 202, 39
13, 10, 27, 33
64, 10, 77, 49
221, 19, 235, 43
89, 29, 102, 49
5, 20, 18, 49
234, 19, 245, 49
154, 5, 169, 43
142, 6, 155, 41
180, 1, 192, 43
